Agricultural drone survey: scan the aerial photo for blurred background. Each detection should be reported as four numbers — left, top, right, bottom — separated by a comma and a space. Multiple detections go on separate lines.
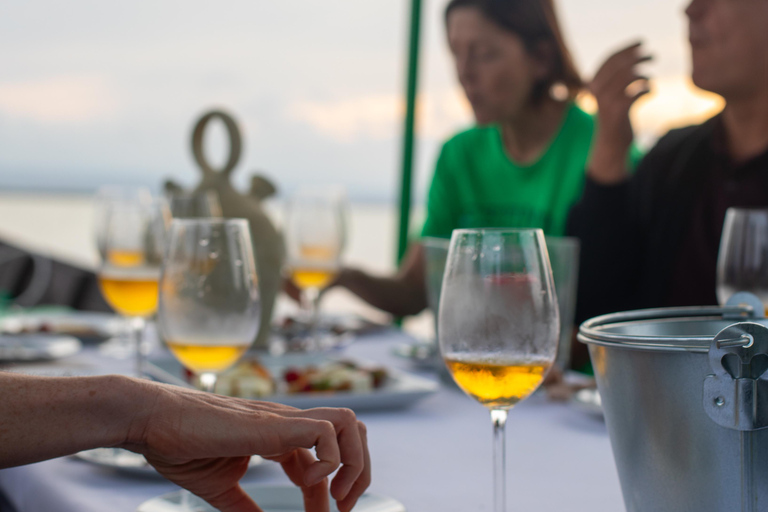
0, 0, 725, 331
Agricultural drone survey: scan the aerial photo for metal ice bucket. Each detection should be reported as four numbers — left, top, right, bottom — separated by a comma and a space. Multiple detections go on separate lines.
578, 293, 768, 512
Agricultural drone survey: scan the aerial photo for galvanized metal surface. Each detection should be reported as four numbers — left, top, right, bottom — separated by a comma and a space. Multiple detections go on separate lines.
580, 294, 768, 512
704, 322, 768, 431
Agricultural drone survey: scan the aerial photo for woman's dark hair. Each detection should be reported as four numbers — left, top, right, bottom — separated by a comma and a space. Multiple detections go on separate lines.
445, 0, 583, 103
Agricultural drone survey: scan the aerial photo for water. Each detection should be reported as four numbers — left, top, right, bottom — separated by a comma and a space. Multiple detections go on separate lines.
0, 191, 435, 336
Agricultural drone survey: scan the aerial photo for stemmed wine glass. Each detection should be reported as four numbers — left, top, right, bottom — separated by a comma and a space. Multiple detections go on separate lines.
438, 228, 559, 512
98, 194, 169, 375
716, 207, 768, 311
158, 219, 260, 393
284, 188, 346, 348
94, 186, 152, 261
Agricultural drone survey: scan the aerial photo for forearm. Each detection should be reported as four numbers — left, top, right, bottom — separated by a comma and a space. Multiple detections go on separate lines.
587, 131, 632, 185
0, 373, 150, 468
336, 268, 427, 317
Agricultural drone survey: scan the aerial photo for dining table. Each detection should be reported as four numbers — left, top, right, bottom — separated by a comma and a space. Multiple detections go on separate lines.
0, 327, 625, 512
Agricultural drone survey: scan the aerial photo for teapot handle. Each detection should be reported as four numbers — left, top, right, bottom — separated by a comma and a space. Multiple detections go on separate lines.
191, 110, 242, 178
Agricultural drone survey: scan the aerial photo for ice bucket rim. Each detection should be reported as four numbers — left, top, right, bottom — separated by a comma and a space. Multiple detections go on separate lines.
578, 304, 759, 353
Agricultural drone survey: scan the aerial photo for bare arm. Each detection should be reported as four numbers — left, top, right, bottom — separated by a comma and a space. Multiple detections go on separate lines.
0, 372, 370, 512
589, 42, 652, 184
0, 373, 142, 467
335, 243, 428, 317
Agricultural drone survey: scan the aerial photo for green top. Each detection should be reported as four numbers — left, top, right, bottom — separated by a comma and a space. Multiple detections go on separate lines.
422, 103, 619, 238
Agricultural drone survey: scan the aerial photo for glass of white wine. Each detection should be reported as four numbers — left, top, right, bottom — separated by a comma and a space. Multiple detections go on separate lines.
94, 186, 152, 262
99, 195, 169, 375
717, 207, 768, 311
285, 187, 345, 349
158, 219, 260, 392
438, 228, 559, 512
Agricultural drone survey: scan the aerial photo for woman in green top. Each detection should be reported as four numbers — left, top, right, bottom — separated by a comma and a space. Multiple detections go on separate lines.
333, 0, 648, 316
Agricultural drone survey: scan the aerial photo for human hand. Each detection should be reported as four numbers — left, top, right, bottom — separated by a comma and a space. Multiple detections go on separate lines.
589, 41, 652, 184
283, 276, 303, 303
282, 274, 341, 304
126, 382, 370, 512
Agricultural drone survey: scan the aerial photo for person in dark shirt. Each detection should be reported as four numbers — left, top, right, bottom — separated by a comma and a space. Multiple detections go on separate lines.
568, 0, 768, 324
0, 239, 111, 312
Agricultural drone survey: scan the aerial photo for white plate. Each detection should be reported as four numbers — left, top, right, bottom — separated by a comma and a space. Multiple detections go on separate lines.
74, 448, 263, 478
572, 388, 604, 418
0, 334, 81, 361
146, 353, 439, 412
391, 341, 439, 370
0, 311, 122, 343
137, 483, 406, 512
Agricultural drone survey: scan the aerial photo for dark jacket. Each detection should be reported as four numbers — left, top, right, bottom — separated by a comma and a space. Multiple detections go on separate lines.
567, 116, 768, 323
0, 239, 111, 311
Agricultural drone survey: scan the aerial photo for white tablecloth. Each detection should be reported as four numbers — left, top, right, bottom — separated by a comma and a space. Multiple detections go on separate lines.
0, 330, 625, 512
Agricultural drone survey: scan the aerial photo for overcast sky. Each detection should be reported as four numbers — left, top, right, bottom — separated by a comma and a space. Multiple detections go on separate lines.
0, 0, 721, 202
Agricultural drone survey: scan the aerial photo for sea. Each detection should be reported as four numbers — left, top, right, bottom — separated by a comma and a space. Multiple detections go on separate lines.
0, 191, 434, 337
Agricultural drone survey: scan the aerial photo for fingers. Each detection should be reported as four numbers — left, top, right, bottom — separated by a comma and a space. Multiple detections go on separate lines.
266, 408, 370, 510
627, 79, 651, 104
594, 42, 650, 84
297, 409, 364, 501
336, 422, 371, 512
282, 277, 302, 303
277, 449, 331, 512
274, 416, 341, 485
591, 41, 653, 108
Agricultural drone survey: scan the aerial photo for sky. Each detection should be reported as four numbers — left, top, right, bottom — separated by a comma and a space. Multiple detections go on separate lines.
0, 0, 724, 202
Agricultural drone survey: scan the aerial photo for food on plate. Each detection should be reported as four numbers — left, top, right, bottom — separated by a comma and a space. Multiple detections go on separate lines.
275, 315, 386, 338
283, 360, 388, 393
3, 321, 104, 339
191, 359, 275, 398
188, 358, 388, 398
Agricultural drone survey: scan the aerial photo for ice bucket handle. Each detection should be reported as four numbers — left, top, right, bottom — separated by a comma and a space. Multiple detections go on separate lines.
704, 293, 768, 431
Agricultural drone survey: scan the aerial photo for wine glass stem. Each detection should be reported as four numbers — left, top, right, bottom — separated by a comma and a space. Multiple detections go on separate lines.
132, 317, 146, 378
304, 287, 321, 347
199, 372, 217, 393
491, 408, 508, 512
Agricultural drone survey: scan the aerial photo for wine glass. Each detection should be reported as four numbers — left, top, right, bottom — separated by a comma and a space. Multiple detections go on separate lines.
98, 196, 169, 375
94, 186, 152, 261
158, 219, 260, 393
166, 190, 223, 219
716, 207, 768, 311
438, 228, 559, 512
284, 188, 346, 348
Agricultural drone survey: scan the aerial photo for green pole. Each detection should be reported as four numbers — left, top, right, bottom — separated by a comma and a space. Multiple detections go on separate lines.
396, 0, 422, 264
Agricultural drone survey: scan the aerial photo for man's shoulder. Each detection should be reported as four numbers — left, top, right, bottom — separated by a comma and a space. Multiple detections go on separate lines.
650, 117, 719, 158
632, 116, 721, 195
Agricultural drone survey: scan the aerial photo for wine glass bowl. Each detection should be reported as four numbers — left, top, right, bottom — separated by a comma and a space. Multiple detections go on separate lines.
94, 186, 153, 262
438, 228, 559, 511
99, 200, 167, 316
158, 219, 260, 392
284, 188, 346, 348
717, 207, 768, 309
